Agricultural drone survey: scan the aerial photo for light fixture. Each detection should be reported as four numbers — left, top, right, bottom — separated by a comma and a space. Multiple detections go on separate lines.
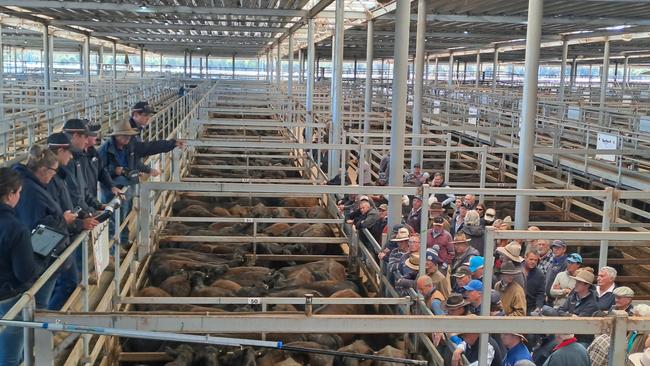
139, 3, 149, 10
463, 30, 469, 34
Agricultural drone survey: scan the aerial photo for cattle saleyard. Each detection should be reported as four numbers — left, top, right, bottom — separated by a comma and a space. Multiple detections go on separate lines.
97, 83, 435, 366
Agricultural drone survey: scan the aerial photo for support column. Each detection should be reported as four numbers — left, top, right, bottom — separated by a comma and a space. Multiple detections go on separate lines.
475, 51, 480, 88
306, 18, 315, 144
599, 39, 611, 122
447, 53, 454, 87
387, 0, 411, 230
199, 57, 203, 78
139, 45, 144, 78
434, 57, 439, 85
570, 57, 577, 88
329, 0, 345, 179
622, 56, 629, 89
189, 51, 193, 78
424, 54, 429, 81
160, 53, 164, 73
288, 34, 293, 97
183, 50, 187, 78
83, 35, 90, 86
266, 52, 271, 81
492, 48, 499, 91
276, 43, 281, 87
411, 0, 426, 169
558, 37, 568, 102
98, 45, 104, 76
232, 53, 236, 79
0, 24, 3, 101
205, 54, 209, 77
112, 41, 117, 80
363, 20, 374, 164
298, 48, 304, 83
42, 24, 51, 92
513, 0, 544, 231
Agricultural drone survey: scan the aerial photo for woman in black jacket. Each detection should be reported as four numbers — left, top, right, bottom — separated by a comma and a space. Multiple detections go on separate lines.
13, 145, 76, 309
0, 167, 38, 366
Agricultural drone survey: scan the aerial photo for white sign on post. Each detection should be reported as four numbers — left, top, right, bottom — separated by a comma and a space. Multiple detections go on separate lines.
92, 221, 110, 277
596, 132, 618, 162
433, 100, 441, 115
468, 106, 478, 125
567, 106, 581, 120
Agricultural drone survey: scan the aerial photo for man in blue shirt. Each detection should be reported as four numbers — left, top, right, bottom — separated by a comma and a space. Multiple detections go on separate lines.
501, 333, 532, 366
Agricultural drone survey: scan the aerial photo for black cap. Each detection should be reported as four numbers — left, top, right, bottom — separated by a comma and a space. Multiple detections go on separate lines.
132, 101, 156, 115
63, 119, 89, 135
47, 132, 71, 148
83, 119, 100, 137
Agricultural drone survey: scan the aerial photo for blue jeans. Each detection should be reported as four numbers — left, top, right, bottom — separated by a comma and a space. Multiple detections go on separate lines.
48, 256, 79, 310
102, 177, 134, 245
0, 294, 24, 366
34, 274, 57, 310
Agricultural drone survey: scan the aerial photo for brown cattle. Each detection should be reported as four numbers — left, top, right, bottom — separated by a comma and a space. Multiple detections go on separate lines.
337, 340, 374, 366
178, 205, 215, 217
190, 272, 235, 297
263, 223, 291, 237
307, 206, 331, 219
300, 223, 334, 237
210, 279, 242, 292
283, 341, 334, 366
229, 204, 250, 217
373, 346, 406, 366
164, 344, 194, 366
159, 273, 191, 297
314, 289, 363, 315
287, 223, 311, 237
211, 207, 232, 217
281, 197, 320, 207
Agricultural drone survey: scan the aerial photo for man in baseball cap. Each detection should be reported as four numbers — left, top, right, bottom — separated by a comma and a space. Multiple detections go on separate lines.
129, 101, 156, 137
463, 279, 484, 314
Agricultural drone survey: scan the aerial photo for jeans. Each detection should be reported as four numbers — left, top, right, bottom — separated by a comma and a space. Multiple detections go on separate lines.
102, 177, 134, 245
34, 274, 57, 310
48, 256, 79, 310
0, 294, 24, 366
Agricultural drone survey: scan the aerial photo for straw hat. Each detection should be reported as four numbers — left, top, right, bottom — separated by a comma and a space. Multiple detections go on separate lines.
391, 227, 410, 242
571, 268, 595, 285
405, 254, 420, 271
111, 121, 140, 136
496, 241, 524, 263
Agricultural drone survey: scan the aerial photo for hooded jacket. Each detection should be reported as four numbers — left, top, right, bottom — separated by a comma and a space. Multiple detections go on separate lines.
60, 148, 94, 214
83, 145, 114, 208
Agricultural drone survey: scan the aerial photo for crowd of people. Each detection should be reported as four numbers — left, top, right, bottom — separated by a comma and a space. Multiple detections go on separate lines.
341, 163, 650, 366
0, 101, 184, 366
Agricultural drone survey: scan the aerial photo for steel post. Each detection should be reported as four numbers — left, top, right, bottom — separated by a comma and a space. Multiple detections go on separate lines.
418, 185, 430, 276
599, 39, 610, 124
232, 53, 236, 79
306, 19, 315, 145
112, 41, 117, 80
363, 20, 374, 163
329, 0, 345, 179
411, 0, 426, 169
183, 50, 187, 77
288, 34, 293, 97
558, 37, 568, 102
83, 35, 90, 86
42, 24, 51, 93
434, 57, 439, 85
514, 0, 544, 230
298, 48, 304, 83
478, 227, 497, 366
276, 43, 281, 87
140, 45, 145, 78
570, 57, 577, 88
599, 187, 614, 268
447, 53, 454, 87
387, 0, 411, 229
189, 51, 193, 77
492, 48, 499, 91
475, 51, 480, 88
622, 56, 629, 89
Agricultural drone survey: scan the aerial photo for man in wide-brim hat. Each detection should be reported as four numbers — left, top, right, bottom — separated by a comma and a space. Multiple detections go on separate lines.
97, 120, 184, 244
495, 261, 527, 316
501, 332, 532, 366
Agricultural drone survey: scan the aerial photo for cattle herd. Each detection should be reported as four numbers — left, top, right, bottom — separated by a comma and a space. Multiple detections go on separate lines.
124, 144, 415, 365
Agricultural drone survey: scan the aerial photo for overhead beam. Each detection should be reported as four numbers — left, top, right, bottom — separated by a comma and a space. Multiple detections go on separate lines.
51, 21, 287, 34
380, 13, 650, 26
91, 32, 274, 42
0, 1, 307, 17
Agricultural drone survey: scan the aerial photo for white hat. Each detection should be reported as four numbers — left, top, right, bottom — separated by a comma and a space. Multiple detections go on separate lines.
628, 349, 650, 366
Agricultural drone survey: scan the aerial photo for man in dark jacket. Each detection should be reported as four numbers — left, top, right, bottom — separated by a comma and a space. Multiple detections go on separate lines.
129, 101, 155, 141
82, 120, 120, 209
98, 121, 183, 244
368, 203, 388, 246
544, 240, 568, 300
62, 119, 96, 215
406, 196, 422, 231
523, 251, 546, 315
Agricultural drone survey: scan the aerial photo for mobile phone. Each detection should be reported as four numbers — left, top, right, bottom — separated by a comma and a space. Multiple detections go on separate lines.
72, 206, 83, 215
